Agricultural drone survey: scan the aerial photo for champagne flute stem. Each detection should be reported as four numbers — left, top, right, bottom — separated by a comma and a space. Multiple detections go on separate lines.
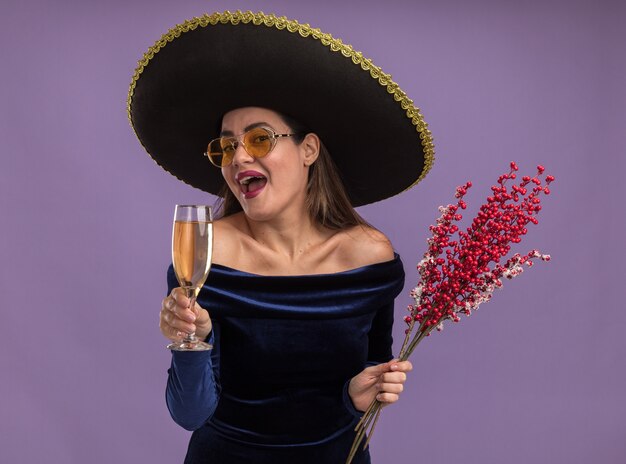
183, 292, 199, 343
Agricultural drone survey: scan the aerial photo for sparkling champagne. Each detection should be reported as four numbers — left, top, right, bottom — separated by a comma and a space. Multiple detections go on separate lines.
172, 220, 213, 291
167, 205, 213, 351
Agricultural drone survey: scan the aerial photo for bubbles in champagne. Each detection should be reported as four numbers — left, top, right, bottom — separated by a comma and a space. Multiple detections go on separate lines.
172, 221, 213, 289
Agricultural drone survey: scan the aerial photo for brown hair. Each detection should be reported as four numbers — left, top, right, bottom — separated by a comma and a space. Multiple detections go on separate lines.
215, 112, 369, 230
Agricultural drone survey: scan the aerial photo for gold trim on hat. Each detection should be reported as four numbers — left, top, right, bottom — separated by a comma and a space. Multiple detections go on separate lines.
128, 10, 435, 198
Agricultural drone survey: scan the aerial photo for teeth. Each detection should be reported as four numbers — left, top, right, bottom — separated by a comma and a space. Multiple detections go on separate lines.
239, 176, 264, 185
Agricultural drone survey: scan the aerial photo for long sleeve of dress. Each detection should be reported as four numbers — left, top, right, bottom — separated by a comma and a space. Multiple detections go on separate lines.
341, 300, 396, 418
165, 335, 220, 431
365, 301, 395, 365
165, 266, 220, 431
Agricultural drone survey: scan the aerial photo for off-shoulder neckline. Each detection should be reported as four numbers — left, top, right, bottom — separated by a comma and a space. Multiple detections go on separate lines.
209, 253, 401, 278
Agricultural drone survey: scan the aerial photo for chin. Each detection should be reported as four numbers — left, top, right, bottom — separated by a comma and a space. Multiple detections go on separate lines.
238, 188, 305, 222
240, 203, 275, 222
242, 200, 299, 223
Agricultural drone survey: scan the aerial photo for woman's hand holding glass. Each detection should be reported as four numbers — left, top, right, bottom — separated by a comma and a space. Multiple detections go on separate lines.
164, 205, 214, 351
160, 289, 212, 344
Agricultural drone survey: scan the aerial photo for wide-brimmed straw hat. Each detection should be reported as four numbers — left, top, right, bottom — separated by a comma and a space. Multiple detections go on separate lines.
128, 10, 434, 207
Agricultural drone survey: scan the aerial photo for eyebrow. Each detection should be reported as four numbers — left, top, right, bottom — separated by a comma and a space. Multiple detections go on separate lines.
220, 122, 272, 137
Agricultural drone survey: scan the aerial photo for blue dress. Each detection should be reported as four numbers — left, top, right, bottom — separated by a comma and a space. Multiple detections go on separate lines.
166, 254, 405, 463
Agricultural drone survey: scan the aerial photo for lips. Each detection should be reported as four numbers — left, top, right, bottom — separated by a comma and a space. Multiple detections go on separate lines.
235, 170, 267, 198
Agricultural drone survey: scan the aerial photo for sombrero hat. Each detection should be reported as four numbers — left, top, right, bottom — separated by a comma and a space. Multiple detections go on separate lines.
128, 10, 434, 207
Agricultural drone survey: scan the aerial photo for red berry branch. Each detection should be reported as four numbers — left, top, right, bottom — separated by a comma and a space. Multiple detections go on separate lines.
346, 163, 554, 464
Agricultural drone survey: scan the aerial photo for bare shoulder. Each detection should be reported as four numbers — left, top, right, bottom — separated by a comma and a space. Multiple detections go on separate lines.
213, 213, 242, 238
334, 225, 395, 268
212, 213, 249, 265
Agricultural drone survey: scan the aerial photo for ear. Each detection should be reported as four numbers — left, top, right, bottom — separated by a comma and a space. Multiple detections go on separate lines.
301, 133, 320, 167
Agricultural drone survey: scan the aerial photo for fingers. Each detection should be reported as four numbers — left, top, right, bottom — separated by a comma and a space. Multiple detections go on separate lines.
389, 360, 413, 373
162, 307, 196, 334
164, 291, 197, 322
375, 381, 404, 404
376, 372, 406, 396
363, 361, 394, 376
170, 288, 193, 310
376, 392, 401, 404
381, 371, 407, 383
159, 320, 184, 342
366, 359, 413, 374
159, 311, 194, 340
375, 360, 412, 405
159, 291, 197, 340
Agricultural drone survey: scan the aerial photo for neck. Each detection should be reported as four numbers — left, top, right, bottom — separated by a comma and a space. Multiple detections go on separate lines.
243, 209, 328, 260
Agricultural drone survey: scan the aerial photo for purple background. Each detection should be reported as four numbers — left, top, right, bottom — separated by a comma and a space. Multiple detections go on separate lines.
1, 0, 624, 463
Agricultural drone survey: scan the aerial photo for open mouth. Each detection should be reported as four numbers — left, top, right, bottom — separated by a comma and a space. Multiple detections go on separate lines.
238, 175, 267, 195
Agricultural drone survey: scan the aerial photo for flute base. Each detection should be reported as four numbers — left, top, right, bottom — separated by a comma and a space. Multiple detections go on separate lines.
167, 340, 213, 351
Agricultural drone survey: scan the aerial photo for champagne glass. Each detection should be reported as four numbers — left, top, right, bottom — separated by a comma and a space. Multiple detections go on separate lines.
167, 205, 213, 351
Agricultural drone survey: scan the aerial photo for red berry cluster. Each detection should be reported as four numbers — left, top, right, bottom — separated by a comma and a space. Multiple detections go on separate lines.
350, 163, 554, 464
402, 162, 554, 344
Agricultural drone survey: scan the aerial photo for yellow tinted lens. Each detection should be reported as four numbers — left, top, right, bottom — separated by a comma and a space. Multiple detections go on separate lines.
207, 138, 235, 167
220, 138, 236, 166
244, 128, 273, 157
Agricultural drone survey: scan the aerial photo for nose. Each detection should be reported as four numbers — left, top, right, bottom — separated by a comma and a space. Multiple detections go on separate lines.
230, 141, 254, 167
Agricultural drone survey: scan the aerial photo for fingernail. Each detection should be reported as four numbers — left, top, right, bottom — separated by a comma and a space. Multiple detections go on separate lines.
176, 331, 184, 338
391, 364, 398, 370
166, 298, 175, 309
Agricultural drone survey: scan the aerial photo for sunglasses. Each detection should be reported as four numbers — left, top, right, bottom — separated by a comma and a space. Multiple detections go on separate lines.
204, 126, 298, 168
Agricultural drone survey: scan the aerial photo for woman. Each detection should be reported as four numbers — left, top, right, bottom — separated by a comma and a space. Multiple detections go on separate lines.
129, 11, 434, 463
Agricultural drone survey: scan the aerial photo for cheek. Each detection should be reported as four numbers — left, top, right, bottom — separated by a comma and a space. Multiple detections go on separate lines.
272, 156, 308, 185
221, 169, 240, 196
272, 167, 307, 194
